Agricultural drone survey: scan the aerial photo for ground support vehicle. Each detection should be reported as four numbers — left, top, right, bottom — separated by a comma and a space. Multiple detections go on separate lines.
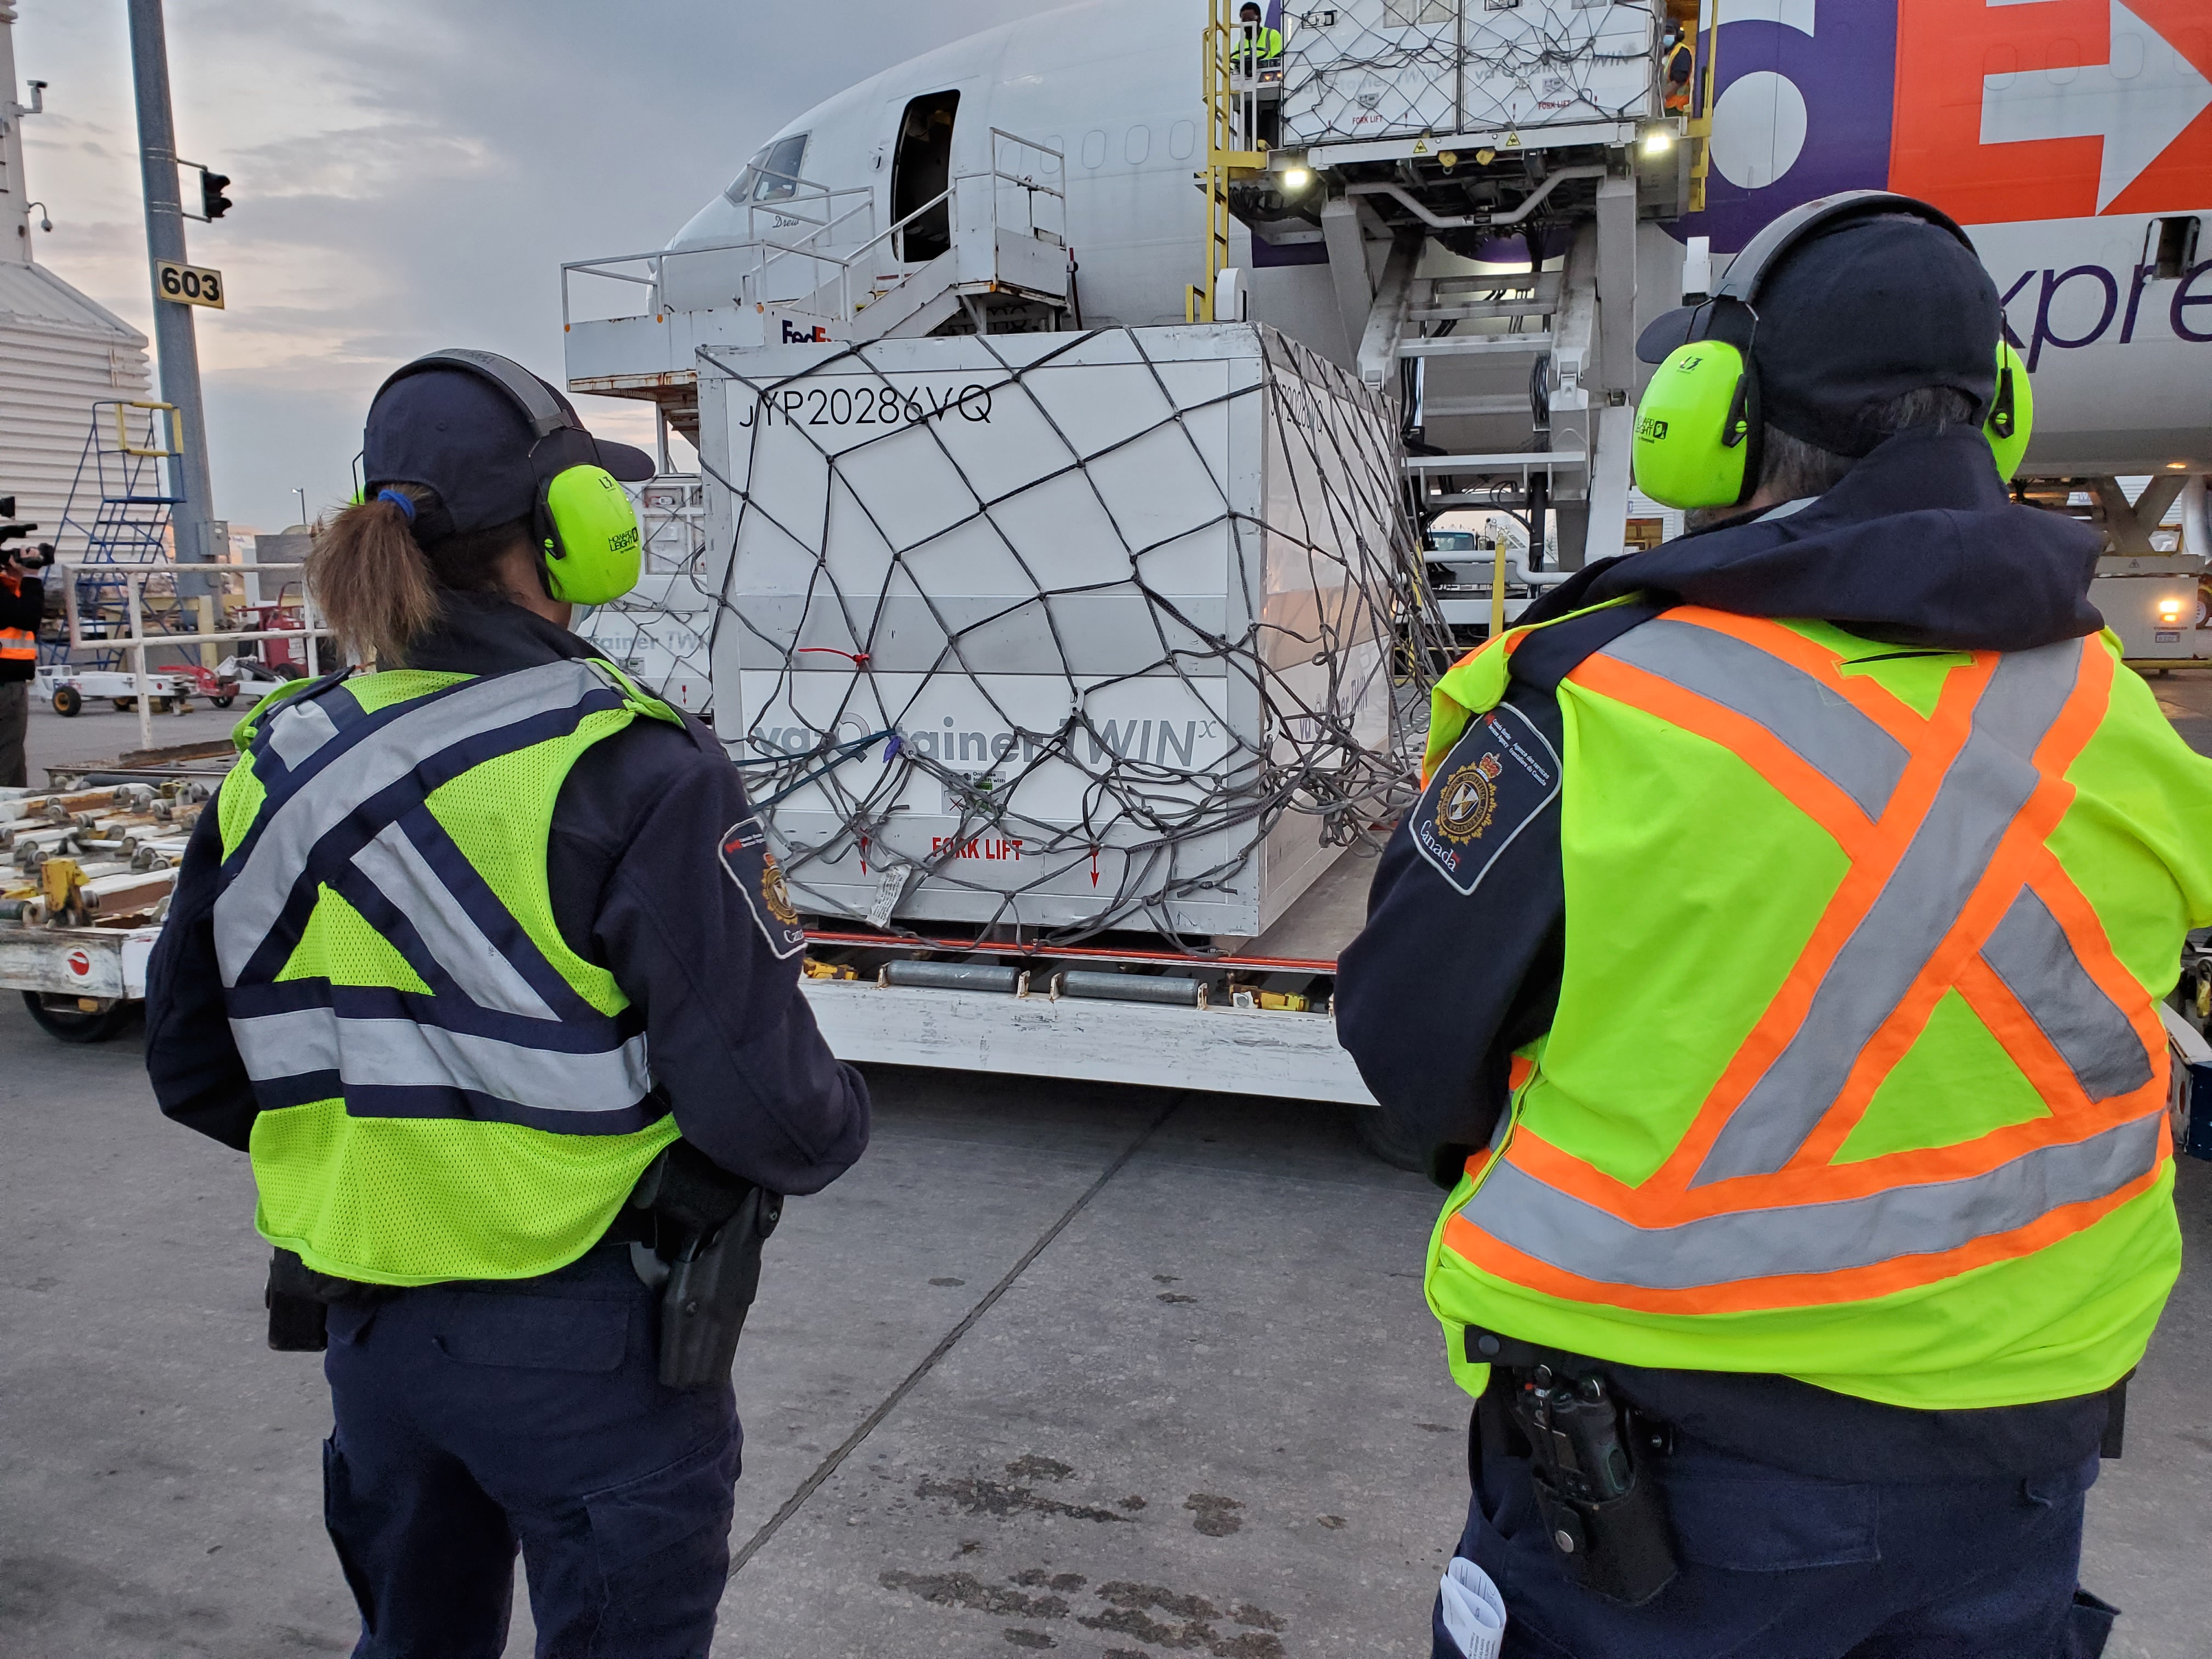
788, 844, 1383, 1124
1, 920, 163, 1042
38, 653, 291, 718
0, 778, 201, 1042
38, 663, 193, 718
2090, 553, 2212, 670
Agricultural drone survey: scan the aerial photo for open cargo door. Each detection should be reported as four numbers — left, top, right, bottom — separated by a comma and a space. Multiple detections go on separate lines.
891, 91, 959, 264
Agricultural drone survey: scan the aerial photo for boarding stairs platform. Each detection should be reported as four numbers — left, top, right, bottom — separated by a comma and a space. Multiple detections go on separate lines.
54, 403, 187, 671
562, 129, 1071, 445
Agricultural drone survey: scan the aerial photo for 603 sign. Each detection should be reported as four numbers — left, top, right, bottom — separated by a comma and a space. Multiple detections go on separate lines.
154, 259, 224, 309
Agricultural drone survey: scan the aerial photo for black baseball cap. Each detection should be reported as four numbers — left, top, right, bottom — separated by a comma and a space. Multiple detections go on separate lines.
362, 357, 656, 543
1637, 212, 2001, 458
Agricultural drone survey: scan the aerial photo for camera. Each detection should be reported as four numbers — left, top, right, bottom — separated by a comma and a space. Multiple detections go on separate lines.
0, 507, 54, 569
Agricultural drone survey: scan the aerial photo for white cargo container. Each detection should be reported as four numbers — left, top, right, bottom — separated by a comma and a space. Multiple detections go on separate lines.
1279, 0, 1657, 150
693, 323, 1414, 943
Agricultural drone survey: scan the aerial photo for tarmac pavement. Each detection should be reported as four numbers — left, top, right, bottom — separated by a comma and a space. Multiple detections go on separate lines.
0, 1045, 1476, 1658
1, 1025, 2205, 1658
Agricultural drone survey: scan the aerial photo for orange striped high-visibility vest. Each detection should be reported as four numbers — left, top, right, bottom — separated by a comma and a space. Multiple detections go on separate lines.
1662, 40, 1694, 112
0, 573, 36, 664
1421, 604, 2211, 1410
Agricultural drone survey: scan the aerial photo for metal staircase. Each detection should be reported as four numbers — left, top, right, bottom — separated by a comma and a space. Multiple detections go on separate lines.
55, 402, 186, 669
562, 131, 1074, 447
1222, 1, 1690, 580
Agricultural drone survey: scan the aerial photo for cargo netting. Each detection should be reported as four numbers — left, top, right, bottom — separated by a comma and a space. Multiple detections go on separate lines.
689, 325, 1446, 948
1279, 1, 1658, 148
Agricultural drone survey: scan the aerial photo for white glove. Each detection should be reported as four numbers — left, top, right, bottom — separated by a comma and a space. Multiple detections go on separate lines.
1439, 1555, 1508, 1659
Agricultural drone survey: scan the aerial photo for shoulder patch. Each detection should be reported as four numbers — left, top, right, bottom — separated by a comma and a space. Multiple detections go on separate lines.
1410, 701, 1561, 896
720, 815, 808, 960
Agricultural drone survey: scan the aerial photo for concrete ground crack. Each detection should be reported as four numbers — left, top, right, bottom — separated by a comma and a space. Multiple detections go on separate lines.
728, 1092, 1185, 1576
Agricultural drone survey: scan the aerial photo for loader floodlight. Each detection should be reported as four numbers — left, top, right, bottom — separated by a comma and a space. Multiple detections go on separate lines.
1641, 127, 1674, 156
1282, 166, 1313, 190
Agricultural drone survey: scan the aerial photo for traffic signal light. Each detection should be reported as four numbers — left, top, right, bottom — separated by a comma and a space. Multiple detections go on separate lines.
200, 168, 232, 221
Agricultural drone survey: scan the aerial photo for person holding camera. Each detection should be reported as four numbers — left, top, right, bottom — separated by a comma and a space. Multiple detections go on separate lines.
144, 351, 871, 1657
0, 522, 52, 789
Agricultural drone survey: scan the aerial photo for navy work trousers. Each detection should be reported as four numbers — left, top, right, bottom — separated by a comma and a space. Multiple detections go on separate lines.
1433, 1414, 2117, 1659
321, 1247, 741, 1659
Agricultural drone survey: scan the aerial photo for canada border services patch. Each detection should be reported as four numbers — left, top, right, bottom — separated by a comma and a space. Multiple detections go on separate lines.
720, 815, 808, 960
1411, 701, 1561, 895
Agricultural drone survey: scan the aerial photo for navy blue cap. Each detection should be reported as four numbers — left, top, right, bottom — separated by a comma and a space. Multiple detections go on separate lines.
362, 359, 655, 542
1638, 212, 2000, 458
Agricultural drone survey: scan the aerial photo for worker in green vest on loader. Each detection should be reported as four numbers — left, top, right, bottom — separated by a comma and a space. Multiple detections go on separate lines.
1237, 3, 1284, 71
1662, 23, 1694, 114
145, 349, 869, 1657
1338, 194, 2212, 1658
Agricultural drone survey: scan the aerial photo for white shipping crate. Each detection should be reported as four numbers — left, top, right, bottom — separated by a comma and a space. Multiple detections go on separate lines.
695, 324, 1416, 939
1280, 1, 1657, 148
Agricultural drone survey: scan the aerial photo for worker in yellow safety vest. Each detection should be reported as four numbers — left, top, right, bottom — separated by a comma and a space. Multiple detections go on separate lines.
0, 523, 50, 788
1662, 24, 1694, 114
1235, 3, 1284, 71
1336, 192, 2212, 1659
144, 350, 870, 1656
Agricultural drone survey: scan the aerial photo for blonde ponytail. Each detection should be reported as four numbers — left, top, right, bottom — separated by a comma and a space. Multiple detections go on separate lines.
306, 486, 440, 669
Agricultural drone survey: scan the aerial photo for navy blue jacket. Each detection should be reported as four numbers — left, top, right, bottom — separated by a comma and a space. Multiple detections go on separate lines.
145, 593, 870, 1199
1336, 429, 2117, 1479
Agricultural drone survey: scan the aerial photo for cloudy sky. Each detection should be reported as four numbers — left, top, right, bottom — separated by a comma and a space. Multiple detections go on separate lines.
12, 0, 1037, 533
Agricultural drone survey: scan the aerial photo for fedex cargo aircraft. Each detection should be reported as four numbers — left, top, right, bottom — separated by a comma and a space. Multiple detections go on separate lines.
582, 0, 2208, 501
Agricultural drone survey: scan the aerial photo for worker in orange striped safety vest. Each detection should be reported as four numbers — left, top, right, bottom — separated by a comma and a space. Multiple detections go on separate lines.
1336, 199, 2212, 1658
1661, 25, 1694, 115
0, 528, 50, 788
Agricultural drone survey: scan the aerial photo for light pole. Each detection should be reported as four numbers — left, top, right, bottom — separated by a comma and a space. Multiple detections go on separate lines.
125, 0, 216, 572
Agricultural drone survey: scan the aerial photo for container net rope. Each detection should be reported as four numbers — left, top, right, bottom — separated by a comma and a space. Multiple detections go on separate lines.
1279, 0, 1658, 148
683, 324, 1447, 950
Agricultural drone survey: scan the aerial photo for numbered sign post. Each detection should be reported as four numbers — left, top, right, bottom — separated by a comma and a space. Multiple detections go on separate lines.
153, 259, 224, 309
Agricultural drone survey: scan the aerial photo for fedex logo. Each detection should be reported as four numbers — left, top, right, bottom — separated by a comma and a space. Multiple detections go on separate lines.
1684, 0, 2211, 245
2007, 257, 2212, 367
780, 319, 833, 344
1895, 0, 2211, 223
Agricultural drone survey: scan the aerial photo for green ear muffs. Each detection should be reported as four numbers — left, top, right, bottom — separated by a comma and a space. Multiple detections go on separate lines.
1633, 194, 2033, 516
1635, 335, 2036, 509
1984, 339, 2033, 482
1633, 341, 1759, 511
370, 348, 651, 608
538, 465, 644, 606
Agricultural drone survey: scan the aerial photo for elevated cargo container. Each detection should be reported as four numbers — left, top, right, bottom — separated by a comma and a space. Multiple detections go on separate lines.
694, 322, 1423, 944
1279, 0, 1658, 151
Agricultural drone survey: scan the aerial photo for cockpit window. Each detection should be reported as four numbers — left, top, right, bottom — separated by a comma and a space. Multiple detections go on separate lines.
725, 133, 811, 206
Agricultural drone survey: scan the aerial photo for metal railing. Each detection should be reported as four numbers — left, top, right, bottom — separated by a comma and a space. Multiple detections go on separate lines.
52, 560, 333, 754
561, 129, 1066, 337
1190, 3, 1272, 323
